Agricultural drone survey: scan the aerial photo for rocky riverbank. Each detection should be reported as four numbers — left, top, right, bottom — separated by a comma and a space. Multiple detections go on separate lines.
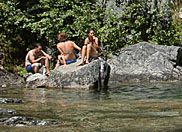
2, 42, 182, 88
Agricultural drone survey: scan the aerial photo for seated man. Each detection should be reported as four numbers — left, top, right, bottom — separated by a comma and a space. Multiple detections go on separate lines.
25, 43, 52, 76
54, 32, 81, 69
78, 30, 99, 66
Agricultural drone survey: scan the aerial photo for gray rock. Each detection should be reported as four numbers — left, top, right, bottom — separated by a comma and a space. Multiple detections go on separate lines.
25, 73, 48, 88
0, 49, 22, 86
107, 42, 181, 82
0, 116, 59, 126
0, 67, 22, 86
25, 58, 110, 89
0, 98, 23, 104
0, 108, 16, 115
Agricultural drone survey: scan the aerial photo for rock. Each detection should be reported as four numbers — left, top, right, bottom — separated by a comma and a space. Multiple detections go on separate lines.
0, 49, 22, 86
0, 98, 23, 104
25, 73, 48, 88
23, 72, 33, 81
25, 58, 110, 89
107, 42, 181, 82
0, 67, 22, 86
0, 116, 59, 126
0, 108, 16, 115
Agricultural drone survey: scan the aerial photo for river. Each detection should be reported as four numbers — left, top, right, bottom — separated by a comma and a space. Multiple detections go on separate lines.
1, 82, 182, 132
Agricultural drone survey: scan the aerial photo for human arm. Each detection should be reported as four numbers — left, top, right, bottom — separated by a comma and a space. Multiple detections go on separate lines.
41, 50, 52, 60
58, 54, 67, 68
84, 38, 89, 46
57, 44, 64, 55
28, 52, 46, 64
73, 42, 81, 52
94, 37, 99, 49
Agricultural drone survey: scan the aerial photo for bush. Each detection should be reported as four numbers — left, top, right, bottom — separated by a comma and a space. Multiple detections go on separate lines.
119, 0, 182, 46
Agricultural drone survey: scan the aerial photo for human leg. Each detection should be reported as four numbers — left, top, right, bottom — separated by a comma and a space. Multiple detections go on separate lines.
86, 45, 98, 64
26, 65, 35, 73
90, 49, 98, 58
54, 59, 60, 69
31, 63, 41, 73
77, 45, 87, 66
45, 57, 50, 75
40, 57, 50, 75
54, 55, 64, 69
86, 44, 92, 64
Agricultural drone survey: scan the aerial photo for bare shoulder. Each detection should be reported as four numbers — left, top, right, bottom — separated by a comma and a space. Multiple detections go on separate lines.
94, 36, 98, 40
27, 50, 33, 56
57, 42, 63, 47
67, 40, 75, 45
85, 38, 89, 41
26, 50, 35, 59
84, 38, 89, 43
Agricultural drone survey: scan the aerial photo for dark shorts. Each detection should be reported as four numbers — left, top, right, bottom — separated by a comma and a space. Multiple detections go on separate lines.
66, 59, 76, 64
26, 65, 34, 73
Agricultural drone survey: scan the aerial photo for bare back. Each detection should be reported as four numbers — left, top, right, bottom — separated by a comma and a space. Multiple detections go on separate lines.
57, 40, 79, 60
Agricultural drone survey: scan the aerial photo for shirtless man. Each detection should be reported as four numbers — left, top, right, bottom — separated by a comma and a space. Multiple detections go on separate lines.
25, 43, 52, 75
78, 30, 99, 66
54, 32, 81, 69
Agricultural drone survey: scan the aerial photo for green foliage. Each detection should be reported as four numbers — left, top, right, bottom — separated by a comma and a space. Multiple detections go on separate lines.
16, 66, 27, 77
98, 6, 123, 53
1, 0, 182, 73
0, 0, 35, 72
1, 0, 122, 71
22, 0, 105, 47
120, 0, 182, 46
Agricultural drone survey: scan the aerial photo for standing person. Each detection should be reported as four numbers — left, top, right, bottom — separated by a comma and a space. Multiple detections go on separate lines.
54, 32, 81, 69
25, 43, 52, 76
78, 30, 99, 66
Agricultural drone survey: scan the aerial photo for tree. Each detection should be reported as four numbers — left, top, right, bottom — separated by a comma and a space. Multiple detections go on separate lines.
119, 0, 182, 46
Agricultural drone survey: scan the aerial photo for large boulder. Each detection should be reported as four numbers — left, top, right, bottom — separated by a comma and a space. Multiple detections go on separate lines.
0, 49, 22, 87
25, 58, 110, 89
108, 42, 182, 82
0, 69, 22, 87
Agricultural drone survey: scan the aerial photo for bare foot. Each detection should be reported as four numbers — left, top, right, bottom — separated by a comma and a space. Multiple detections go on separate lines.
85, 61, 89, 64
62, 64, 67, 68
46, 71, 50, 76
77, 62, 84, 66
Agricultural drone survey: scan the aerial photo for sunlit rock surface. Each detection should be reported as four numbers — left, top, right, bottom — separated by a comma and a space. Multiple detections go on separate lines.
25, 58, 110, 89
108, 42, 182, 82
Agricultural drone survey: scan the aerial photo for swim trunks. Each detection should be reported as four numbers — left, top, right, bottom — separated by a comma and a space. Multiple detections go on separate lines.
26, 65, 34, 73
66, 59, 76, 64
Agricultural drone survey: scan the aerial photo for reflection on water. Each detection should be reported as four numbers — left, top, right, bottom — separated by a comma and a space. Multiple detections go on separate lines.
23, 82, 182, 104
1, 82, 182, 132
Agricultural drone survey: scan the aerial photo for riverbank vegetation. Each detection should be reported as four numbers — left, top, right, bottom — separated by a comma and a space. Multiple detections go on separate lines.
0, 0, 182, 74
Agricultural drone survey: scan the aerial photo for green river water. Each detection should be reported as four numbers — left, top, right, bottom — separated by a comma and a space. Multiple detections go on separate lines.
1, 82, 182, 132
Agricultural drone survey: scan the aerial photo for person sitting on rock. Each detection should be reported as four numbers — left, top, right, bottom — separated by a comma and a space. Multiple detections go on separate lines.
25, 43, 52, 76
78, 30, 99, 66
54, 32, 81, 69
